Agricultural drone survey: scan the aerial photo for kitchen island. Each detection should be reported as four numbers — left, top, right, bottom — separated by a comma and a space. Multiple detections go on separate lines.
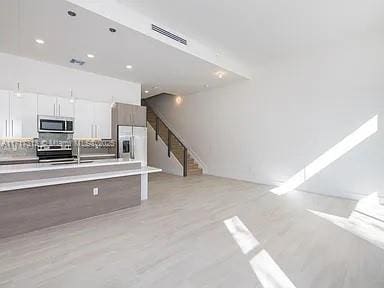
0, 159, 161, 238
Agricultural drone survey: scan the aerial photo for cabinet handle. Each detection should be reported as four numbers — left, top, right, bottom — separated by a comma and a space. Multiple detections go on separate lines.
59, 104, 61, 116
53, 104, 56, 116
11, 120, 13, 137
5, 120, 7, 137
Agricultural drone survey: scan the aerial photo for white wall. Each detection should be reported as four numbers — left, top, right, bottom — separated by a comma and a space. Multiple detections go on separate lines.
0, 53, 141, 104
147, 37, 384, 199
147, 125, 183, 176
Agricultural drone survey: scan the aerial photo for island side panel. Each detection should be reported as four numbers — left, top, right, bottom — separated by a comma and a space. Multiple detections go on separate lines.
0, 175, 140, 239
141, 173, 148, 200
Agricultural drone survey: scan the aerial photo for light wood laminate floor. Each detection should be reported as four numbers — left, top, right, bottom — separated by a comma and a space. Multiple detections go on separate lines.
0, 173, 383, 288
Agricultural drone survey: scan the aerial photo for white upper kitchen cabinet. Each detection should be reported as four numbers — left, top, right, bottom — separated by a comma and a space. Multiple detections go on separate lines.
37, 94, 57, 116
74, 100, 111, 139
9, 93, 38, 138
0, 90, 37, 138
56, 96, 74, 118
74, 99, 94, 138
37, 95, 74, 117
93, 102, 111, 139
0, 90, 10, 138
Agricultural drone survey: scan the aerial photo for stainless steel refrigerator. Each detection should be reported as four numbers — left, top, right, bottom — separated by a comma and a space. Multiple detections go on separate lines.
118, 126, 147, 166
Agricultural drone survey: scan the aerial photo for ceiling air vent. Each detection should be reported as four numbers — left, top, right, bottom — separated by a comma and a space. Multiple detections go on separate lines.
70, 58, 86, 66
151, 24, 187, 45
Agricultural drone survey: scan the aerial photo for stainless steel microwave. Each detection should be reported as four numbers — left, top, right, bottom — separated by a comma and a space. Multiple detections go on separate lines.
38, 115, 74, 134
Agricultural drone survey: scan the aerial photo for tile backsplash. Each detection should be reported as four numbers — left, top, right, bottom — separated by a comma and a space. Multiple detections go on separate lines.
0, 138, 116, 158
0, 138, 37, 158
72, 139, 116, 155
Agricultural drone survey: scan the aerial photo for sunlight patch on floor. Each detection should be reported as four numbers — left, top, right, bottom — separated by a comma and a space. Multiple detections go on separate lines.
355, 193, 384, 222
224, 216, 296, 287
309, 193, 384, 250
250, 250, 296, 288
224, 216, 259, 254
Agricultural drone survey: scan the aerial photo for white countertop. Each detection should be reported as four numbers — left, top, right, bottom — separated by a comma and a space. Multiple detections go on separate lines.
0, 158, 142, 174
0, 156, 39, 162
0, 166, 162, 192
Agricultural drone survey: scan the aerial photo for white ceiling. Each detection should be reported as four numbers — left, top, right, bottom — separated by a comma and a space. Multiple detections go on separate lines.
0, 0, 245, 98
121, 0, 384, 65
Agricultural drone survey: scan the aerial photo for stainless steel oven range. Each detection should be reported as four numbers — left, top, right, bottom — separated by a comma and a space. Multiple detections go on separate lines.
36, 142, 74, 163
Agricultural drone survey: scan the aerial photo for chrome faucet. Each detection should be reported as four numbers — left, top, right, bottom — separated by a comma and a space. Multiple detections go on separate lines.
77, 139, 81, 164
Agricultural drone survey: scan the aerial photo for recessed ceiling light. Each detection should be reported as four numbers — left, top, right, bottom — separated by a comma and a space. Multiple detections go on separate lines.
109, 28, 117, 33
215, 71, 225, 79
35, 39, 45, 44
144, 90, 149, 94
69, 98, 75, 103
126, 65, 133, 70
204, 84, 209, 88
67, 10, 76, 17
87, 54, 95, 58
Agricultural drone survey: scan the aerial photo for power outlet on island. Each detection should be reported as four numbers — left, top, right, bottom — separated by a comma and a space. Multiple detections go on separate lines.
93, 187, 99, 196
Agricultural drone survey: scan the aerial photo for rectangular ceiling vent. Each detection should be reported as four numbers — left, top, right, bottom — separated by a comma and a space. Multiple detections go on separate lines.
151, 24, 187, 45
70, 58, 86, 66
